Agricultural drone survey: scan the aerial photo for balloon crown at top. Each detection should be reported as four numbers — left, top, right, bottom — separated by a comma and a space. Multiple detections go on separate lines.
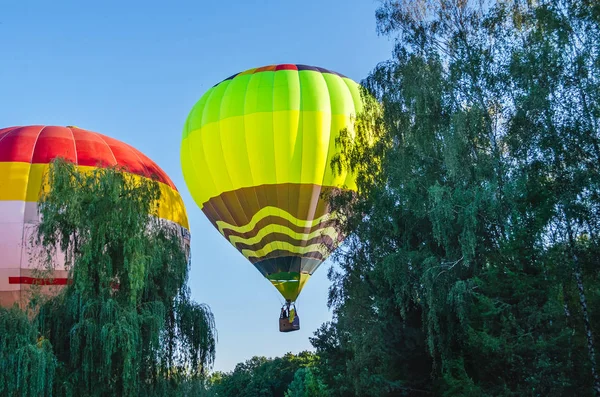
213, 63, 350, 87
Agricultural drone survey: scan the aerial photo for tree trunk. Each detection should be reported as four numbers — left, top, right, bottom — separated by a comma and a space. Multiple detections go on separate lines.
566, 219, 600, 396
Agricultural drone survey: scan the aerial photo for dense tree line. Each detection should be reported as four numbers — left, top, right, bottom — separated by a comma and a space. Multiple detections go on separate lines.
203, 0, 600, 396
198, 351, 328, 397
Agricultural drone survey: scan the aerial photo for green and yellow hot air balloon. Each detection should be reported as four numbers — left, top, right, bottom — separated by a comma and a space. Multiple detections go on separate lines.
181, 64, 363, 328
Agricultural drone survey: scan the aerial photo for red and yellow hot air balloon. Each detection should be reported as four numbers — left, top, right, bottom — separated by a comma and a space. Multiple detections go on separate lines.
180, 64, 365, 331
0, 125, 190, 308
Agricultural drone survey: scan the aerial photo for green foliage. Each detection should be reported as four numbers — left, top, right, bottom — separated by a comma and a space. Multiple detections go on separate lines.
2, 159, 216, 397
285, 367, 329, 397
0, 307, 57, 397
204, 351, 319, 397
309, 0, 600, 396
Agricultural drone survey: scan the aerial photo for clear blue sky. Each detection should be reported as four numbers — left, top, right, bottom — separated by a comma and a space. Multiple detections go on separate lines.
0, 0, 393, 372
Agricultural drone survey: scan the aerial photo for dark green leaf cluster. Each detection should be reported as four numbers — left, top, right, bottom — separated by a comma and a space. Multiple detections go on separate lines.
0, 307, 57, 397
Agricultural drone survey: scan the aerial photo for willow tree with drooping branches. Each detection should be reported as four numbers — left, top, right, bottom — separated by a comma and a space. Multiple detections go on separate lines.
27, 158, 217, 397
0, 306, 57, 397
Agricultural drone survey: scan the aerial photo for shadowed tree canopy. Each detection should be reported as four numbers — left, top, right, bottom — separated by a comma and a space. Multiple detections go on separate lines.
308, 0, 600, 396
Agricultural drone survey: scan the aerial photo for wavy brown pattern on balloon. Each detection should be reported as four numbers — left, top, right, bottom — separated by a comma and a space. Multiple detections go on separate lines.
232, 233, 337, 253
221, 216, 339, 240
200, 183, 344, 233
201, 183, 346, 262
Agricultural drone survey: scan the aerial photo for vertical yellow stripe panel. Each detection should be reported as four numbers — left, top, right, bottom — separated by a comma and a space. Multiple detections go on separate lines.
244, 112, 277, 186
298, 73, 330, 186
203, 81, 230, 126
272, 110, 299, 185
181, 138, 215, 210
323, 73, 356, 115
0, 162, 31, 201
182, 138, 216, 208
221, 74, 252, 119
288, 110, 304, 187
185, 134, 219, 203
299, 111, 330, 186
243, 73, 262, 114
273, 70, 300, 111
184, 86, 214, 136
25, 164, 48, 202
343, 78, 364, 115
200, 122, 234, 195
220, 116, 253, 189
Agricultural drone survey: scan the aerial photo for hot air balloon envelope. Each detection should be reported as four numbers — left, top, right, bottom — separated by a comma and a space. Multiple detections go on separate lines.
181, 64, 362, 303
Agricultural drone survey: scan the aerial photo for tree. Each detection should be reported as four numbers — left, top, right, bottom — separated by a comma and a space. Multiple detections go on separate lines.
506, 1, 600, 393
285, 367, 329, 397
313, 0, 600, 395
15, 158, 217, 396
205, 351, 319, 397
